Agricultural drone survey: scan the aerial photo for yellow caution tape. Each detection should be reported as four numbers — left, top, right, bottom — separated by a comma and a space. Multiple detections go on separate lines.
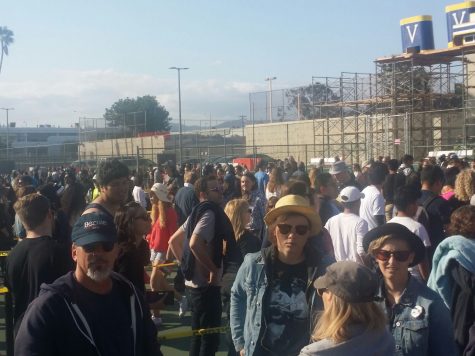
151, 261, 179, 269
158, 326, 230, 341
0, 287, 9, 294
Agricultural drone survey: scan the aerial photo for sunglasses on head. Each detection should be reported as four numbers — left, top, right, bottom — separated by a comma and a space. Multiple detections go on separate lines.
375, 249, 411, 262
277, 224, 310, 236
82, 242, 115, 253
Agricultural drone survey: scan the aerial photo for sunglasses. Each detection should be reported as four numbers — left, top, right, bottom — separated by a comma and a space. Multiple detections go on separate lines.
375, 249, 412, 262
208, 186, 223, 193
82, 242, 115, 253
277, 224, 310, 236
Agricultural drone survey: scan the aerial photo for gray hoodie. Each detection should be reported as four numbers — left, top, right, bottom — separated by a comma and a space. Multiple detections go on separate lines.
299, 325, 395, 356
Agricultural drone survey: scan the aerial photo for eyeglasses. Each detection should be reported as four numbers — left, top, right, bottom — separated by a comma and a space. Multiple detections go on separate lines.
277, 224, 310, 236
374, 249, 411, 262
208, 186, 223, 193
107, 178, 129, 188
82, 242, 115, 253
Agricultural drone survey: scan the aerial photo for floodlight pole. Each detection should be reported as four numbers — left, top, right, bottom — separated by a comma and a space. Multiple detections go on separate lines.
0, 107, 14, 160
265, 77, 276, 123
169, 66, 189, 166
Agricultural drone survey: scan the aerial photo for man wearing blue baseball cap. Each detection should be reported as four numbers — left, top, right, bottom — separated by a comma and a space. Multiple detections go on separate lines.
15, 213, 162, 356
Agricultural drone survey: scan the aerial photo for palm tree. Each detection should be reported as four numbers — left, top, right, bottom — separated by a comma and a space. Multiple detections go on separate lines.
0, 26, 14, 74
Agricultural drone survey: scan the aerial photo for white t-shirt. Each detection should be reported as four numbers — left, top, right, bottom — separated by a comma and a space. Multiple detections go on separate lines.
388, 216, 431, 281
359, 185, 385, 230
132, 186, 146, 209
325, 212, 368, 264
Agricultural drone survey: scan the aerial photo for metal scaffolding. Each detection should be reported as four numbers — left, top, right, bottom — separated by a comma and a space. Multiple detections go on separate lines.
248, 44, 475, 162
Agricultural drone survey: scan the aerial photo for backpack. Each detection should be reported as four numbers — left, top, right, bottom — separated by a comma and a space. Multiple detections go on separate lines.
415, 195, 439, 231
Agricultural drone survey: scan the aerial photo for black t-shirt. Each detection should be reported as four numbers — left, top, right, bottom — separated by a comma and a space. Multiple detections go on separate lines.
260, 259, 309, 356
73, 278, 134, 356
115, 239, 150, 294
419, 190, 451, 253
382, 173, 397, 204
6, 236, 72, 329
223, 230, 261, 273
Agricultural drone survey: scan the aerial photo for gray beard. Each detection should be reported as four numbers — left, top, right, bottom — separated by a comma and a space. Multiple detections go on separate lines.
86, 267, 112, 282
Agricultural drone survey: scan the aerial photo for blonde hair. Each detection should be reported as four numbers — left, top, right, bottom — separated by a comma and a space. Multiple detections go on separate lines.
158, 200, 172, 229
224, 199, 249, 241
312, 293, 387, 343
308, 167, 319, 190
367, 235, 394, 256
454, 169, 475, 202
149, 191, 159, 223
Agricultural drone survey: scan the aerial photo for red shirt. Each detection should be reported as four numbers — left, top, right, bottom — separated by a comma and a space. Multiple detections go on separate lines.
147, 207, 178, 253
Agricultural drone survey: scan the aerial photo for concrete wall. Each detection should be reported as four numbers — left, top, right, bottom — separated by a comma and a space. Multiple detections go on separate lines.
244, 111, 466, 164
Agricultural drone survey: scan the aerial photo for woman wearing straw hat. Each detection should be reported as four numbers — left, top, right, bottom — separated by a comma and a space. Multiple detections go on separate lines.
364, 223, 457, 356
230, 194, 333, 356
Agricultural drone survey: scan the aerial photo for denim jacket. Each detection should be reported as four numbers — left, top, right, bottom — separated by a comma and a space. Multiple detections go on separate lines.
230, 245, 333, 356
380, 275, 458, 356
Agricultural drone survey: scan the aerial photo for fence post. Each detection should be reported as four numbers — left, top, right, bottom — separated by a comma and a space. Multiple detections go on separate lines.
223, 130, 227, 163
136, 146, 140, 175
5, 289, 13, 355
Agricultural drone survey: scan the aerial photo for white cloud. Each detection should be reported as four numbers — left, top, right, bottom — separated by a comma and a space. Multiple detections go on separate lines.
0, 69, 261, 126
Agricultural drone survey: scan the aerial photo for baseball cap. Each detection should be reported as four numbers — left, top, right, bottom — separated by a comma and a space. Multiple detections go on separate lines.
337, 186, 364, 203
314, 261, 379, 303
329, 161, 347, 175
71, 213, 117, 246
150, 183, 171, 203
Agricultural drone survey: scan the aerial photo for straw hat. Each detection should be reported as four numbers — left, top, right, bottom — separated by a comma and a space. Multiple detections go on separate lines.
150, 183, 171, 203
264, 194, 322, 235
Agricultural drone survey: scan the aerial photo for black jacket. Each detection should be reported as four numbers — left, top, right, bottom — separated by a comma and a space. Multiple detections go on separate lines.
15, 271, 161, 356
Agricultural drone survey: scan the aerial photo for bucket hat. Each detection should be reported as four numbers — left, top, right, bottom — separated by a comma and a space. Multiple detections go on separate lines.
150, 183, 171, 203
363, 223, 425, 266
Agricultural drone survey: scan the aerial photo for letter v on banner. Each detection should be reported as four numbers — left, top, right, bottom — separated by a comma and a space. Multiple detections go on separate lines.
406, 24, 418, 43
452, 11, 466, 25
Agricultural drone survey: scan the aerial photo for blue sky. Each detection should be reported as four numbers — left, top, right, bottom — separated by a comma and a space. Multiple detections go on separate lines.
0, 1, 455, 128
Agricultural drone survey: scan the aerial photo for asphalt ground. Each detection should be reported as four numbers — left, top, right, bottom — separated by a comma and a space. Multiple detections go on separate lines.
153, 270, 228, 356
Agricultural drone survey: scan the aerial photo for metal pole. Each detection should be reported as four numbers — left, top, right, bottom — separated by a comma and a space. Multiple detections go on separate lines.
0, 108, 14, 160
265, 77, 276, 123
240, 115, 246, 137
169, 67, 189, 166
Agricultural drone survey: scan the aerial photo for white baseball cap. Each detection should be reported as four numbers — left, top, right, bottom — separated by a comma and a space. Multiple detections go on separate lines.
337, 186, 364, 203
150, 183, 172, 203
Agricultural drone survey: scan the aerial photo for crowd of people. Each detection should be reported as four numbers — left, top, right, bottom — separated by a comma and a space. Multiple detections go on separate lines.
1, 152, 475, 356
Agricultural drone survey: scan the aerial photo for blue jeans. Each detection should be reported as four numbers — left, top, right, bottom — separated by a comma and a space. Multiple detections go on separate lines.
186, 285, 222, 356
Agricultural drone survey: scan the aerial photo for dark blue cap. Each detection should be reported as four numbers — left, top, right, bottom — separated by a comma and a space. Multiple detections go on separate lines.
71, 213, 117, 246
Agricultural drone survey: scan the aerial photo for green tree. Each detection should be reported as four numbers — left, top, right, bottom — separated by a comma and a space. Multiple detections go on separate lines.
104, 95, 172, 132
285, 83, 340, 119
0, 26, 14, 74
